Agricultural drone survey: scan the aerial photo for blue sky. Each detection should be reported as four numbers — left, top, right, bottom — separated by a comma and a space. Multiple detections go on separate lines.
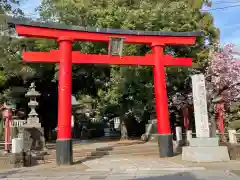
20, 0, 40, 18
20, 0, 240, 46
206, 0, 240, 45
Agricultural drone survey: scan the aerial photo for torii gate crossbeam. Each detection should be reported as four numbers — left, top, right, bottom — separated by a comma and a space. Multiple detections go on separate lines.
22, 51, 193, 66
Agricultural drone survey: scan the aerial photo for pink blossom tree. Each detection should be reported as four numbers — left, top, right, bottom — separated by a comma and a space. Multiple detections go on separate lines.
208, 44, 240, 102
206, 43, 240, 136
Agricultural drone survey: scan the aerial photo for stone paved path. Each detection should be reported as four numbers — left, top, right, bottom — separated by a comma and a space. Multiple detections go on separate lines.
0, 156, 239, 180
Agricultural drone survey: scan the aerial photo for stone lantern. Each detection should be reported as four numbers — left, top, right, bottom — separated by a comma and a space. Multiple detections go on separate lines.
25, 82, 40, 126
18, 82, 45, 151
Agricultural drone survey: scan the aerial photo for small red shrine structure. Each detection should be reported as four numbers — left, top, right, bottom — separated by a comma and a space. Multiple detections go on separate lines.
7, 17, 201, 165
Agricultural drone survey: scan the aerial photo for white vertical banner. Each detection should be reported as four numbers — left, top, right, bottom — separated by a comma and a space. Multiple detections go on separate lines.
71, 115, 74, 128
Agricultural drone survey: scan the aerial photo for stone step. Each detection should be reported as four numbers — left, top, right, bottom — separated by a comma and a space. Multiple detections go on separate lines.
111, 143, 158, 150
45, 149, 160, 159
43, 151, 160, 162
47, 143, 158, 152
42, 142, 168, 163
44, 144, 158, 154
87, 150, 159, 157
95, 145, 158, 152
44, 147, 160, 160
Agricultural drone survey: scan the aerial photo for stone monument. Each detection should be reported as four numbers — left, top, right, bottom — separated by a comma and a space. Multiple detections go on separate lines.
182, 74, 230, 162
18, 82, 45, 151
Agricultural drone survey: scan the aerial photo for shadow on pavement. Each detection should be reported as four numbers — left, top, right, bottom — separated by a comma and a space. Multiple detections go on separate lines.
0, 169, 22, 179
73, 146, 114, 164
132, 172, 199, 180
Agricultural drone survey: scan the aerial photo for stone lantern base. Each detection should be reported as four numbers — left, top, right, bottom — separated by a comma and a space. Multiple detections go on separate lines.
18, 118, 45, 151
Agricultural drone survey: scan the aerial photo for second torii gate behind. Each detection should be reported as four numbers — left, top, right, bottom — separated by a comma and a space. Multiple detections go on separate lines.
8, 17, 201, 165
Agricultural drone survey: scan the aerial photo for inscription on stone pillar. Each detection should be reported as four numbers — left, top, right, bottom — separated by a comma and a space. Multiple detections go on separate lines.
191, 74, 210, 138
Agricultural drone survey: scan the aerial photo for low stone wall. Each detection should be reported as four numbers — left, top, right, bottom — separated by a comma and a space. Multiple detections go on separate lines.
0, 150, 47, 169
9, 151, 38, 168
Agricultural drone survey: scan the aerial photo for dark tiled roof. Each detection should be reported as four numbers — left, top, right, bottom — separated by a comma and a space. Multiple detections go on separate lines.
7, 16, 202, 37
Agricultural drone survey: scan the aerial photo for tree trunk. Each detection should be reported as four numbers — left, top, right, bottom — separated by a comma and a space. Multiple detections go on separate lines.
120, 118, 128, 140
209, 112, 217, 137
141, 122, 153, 141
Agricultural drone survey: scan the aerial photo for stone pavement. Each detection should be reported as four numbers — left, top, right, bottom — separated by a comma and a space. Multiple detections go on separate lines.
0, 156, 239, 180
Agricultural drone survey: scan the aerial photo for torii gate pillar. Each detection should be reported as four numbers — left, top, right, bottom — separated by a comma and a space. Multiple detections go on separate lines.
56, 37, 73, 165
152, 44, 173, 156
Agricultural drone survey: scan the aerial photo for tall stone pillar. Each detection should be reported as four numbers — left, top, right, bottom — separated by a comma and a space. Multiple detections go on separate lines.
182, 74, 229, 162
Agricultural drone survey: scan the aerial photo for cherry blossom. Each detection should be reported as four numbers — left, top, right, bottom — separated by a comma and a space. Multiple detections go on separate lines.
207, 44, 240, 103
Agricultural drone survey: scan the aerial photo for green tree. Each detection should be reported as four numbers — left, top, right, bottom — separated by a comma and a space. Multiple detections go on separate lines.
0, 0, 25, 137
35, 0, 219, 138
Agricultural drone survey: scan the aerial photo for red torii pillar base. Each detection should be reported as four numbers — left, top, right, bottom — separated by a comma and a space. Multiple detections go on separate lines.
56, 140, 73, 165
152, 45, 173, 157
157, 135, 173, 157
56, 37, 73, 165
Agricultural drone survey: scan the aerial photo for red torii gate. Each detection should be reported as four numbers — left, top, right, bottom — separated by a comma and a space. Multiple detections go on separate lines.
7, 17, 201, 165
